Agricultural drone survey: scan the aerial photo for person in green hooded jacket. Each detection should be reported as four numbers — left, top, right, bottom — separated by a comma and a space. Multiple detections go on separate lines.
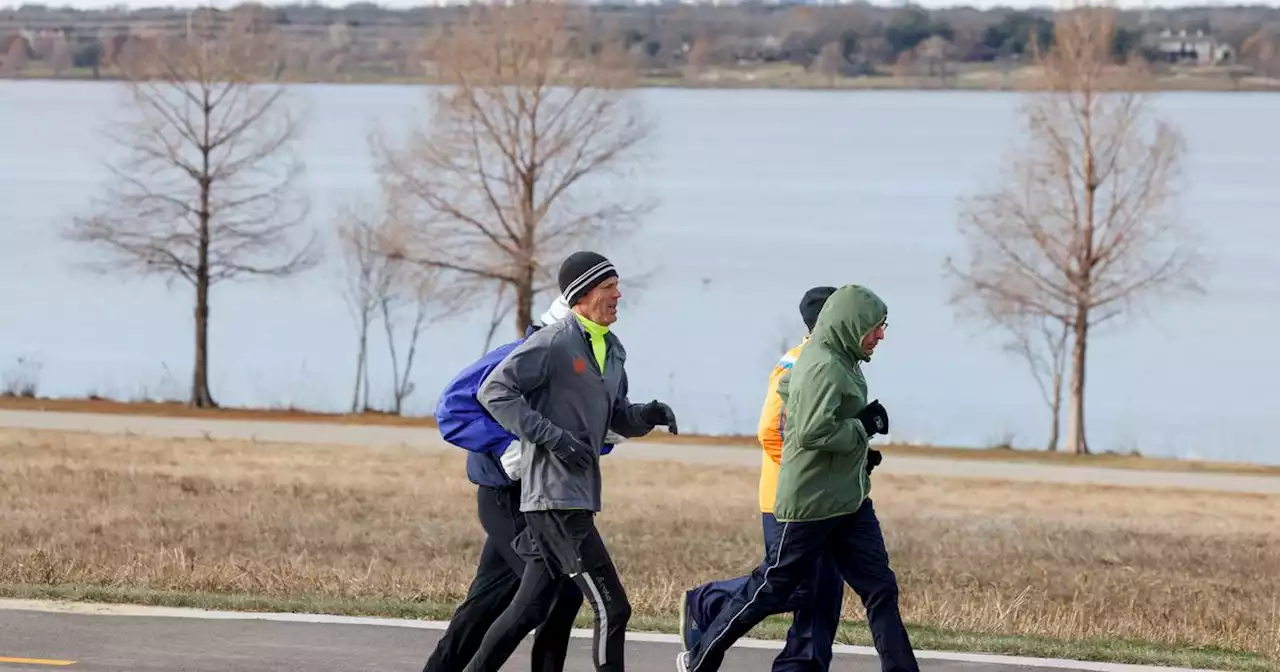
676, 284, 919, 672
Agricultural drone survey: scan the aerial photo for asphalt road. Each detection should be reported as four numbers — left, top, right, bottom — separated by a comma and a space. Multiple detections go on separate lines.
0, 607, 1181, 672
2, 409, 1278, 494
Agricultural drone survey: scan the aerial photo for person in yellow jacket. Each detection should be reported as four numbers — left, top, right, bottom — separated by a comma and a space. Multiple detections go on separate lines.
680, 286, 875, 672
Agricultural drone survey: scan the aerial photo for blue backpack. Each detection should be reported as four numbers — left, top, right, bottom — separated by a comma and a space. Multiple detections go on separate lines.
434, 333, 616, 458
435, 339, 523, 456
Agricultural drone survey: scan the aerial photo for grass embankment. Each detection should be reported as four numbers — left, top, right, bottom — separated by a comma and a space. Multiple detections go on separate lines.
4, 394, 1280, 478
1, 429, 1276, 670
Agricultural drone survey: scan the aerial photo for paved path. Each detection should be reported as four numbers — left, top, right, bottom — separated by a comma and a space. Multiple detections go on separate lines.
2, 409, 1278, 494
0, 601, 1217, 672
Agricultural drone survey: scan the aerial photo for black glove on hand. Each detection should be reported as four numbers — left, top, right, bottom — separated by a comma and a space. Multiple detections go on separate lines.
550, 432, 594, 471
855, 399, 890, 436
641, 400, 679, 435
866, 448, 883, 474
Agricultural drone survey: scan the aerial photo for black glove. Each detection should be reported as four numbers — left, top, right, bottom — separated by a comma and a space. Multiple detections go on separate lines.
855, 399, 889, 436
866, 448, 883, 474
640, 400, 679, 435
550, 432, 594, 471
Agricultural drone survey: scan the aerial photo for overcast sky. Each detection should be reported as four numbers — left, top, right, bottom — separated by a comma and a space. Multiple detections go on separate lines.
5, 0, 1249, 11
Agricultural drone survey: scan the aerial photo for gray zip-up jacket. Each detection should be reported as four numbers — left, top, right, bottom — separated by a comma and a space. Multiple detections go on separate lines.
477, 314, 655, 512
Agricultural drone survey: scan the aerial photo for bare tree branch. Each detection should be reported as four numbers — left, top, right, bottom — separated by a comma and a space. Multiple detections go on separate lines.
371, 0, 656, 335
380, 263, 473, 415
481, 282, 515, 355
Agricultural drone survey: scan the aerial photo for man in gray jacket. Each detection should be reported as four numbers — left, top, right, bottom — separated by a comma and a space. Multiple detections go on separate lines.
464, 251, 679, 672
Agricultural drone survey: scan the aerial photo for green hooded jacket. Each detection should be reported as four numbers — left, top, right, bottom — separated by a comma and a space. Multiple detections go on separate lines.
772, 284, 888, 523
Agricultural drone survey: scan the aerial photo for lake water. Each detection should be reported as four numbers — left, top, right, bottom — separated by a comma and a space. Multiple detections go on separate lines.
2, 80, 1278, 465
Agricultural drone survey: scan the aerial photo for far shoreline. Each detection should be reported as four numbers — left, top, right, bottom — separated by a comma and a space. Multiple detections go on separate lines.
5, 69, 1280, 94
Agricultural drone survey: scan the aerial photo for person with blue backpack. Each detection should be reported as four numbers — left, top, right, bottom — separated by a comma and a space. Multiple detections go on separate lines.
461, 250, 678, 672
422, 294, 625, 672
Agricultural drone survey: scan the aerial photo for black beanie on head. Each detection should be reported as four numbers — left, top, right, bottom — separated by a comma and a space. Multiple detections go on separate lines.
799, 286, 838, 332
559, 251, 618, 306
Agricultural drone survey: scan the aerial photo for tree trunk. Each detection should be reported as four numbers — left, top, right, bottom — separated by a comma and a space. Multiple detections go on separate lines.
382, 297, 399, 414
191, 174, 216, 409
516, 163, 538, 337
1047, 368, 1062, 452
1064, 308, 1089, 455
1046, 323, 1069, 452
1066, 103, 1095, 456
393, 302, 427, 416
514, 273, 535, 337
191, 96, 216, 410
351, 322, 368, 413
361, 351, 371, 412
191, 240, 216, 408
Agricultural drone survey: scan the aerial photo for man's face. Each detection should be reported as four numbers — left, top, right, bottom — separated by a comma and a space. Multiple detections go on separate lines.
861, 320, 886, 356
577, 277, 621, 326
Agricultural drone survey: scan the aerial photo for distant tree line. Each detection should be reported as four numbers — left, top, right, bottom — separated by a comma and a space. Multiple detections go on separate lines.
3, 2, 1280, 82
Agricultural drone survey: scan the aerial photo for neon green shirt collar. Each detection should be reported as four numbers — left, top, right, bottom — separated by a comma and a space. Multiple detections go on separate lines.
573, 311, 609, 373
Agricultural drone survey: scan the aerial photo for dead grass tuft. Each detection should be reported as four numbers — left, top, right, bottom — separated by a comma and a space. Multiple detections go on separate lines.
1, 429, 1277, 660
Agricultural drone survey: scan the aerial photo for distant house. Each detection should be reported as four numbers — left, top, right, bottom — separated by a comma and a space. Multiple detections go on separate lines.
1150, 28, 1233, 65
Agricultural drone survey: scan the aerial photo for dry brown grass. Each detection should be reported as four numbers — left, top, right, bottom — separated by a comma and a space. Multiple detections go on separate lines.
1, 428, 1277, 663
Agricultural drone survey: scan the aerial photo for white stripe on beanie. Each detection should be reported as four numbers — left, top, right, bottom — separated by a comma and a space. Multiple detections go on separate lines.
562, 259, 616, 303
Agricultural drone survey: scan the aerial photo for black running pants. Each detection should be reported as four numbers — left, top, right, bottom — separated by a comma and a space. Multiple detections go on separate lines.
461, 510, 632, 672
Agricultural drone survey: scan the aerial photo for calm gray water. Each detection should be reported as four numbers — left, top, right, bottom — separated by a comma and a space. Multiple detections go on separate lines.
2, 80, 1278, 464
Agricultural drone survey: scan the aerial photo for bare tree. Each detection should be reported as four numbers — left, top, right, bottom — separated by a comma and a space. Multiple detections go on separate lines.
2, 36, 28, 75
686, 34, 716, 74
949, 292, 1071, 451
1002, 310, 1071, 451
378, 264, 468, 415
1240, 28, 1280, 79
49, 37, 73, 76
891, 49, 916, 80
813, 41, 843, 86
335, 202, 399, 413
480, 283, 515, 355
31, 33, 55, 61
943, 5, 1203, 455
336, 195, 470, 415
918, 34, 952, 86
64, 12, 319, 408
372, 0, 655, 336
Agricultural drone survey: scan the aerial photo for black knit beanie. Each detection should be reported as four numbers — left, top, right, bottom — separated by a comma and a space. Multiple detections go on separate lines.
558, 251, 618, 306
799, 286, 838, 332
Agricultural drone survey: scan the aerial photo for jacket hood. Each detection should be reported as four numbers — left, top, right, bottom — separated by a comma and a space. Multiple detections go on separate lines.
813, 285, 887, 363
538, 295, 571, 327
521, 295, 572, 338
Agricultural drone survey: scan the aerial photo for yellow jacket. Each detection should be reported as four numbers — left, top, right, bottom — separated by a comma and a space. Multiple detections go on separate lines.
757, 338, 807, 513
